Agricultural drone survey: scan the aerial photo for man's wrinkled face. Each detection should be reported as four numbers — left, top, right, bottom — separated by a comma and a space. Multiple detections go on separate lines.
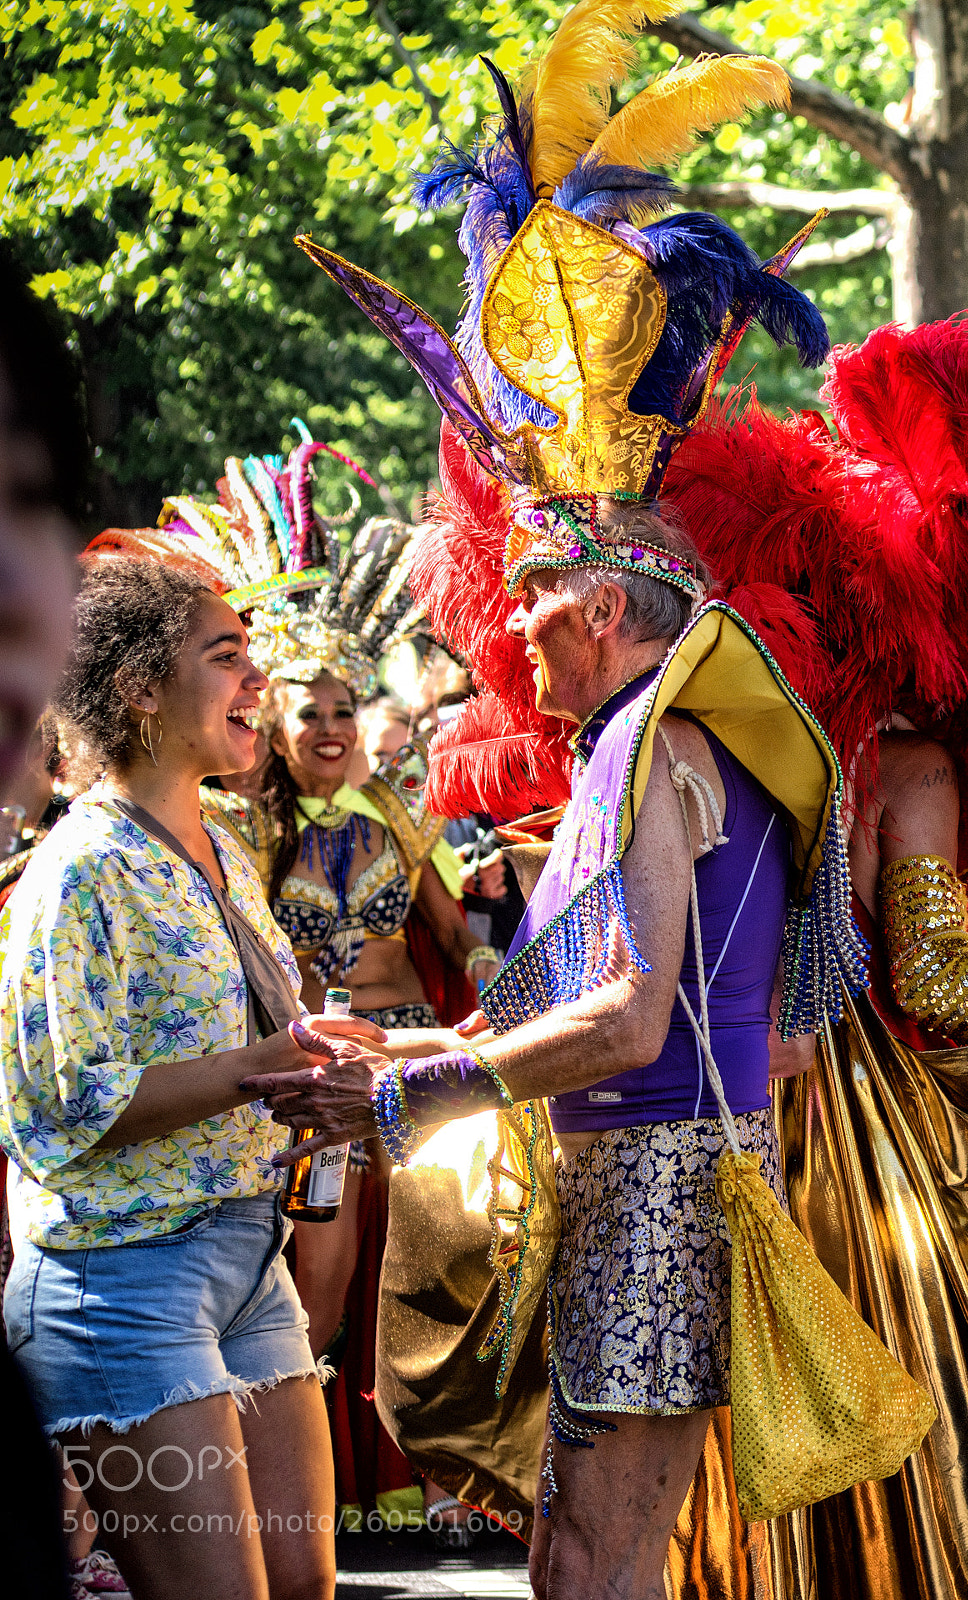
506, 572, 596, 722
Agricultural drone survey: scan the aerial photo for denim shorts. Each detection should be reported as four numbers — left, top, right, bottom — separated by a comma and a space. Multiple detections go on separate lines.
3, 1193, 314, 1436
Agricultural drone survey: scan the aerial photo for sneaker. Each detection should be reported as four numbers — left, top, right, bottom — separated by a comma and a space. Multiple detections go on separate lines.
70, 1549, 132, 1599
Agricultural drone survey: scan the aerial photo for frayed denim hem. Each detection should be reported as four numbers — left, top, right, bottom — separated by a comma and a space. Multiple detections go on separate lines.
45, 1364, 319, 1438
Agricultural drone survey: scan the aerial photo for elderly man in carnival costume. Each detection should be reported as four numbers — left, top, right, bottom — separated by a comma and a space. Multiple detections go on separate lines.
664, 318, 968, 1600
243, 3, 885, 1593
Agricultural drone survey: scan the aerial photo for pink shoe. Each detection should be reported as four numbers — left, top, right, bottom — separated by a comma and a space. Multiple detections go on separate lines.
69, 1550, 132, 1599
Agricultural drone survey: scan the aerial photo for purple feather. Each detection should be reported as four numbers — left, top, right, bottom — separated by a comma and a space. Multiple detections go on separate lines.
480, 56, 535, 205
554, 156, 676, 225
610, 214, 829, 427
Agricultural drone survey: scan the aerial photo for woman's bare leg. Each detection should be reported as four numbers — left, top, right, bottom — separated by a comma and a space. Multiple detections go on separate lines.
62, 1394, 272, 1600
60, 1378, 335, 1600
529, 1408, 712, 1600
240, 1374, 336, 1600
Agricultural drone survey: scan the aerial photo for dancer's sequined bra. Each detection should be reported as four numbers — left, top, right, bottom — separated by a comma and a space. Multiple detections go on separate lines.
272, 832, 411, 984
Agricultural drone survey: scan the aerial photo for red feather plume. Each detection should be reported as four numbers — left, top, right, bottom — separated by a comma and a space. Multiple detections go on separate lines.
410, 422, 574, 818
666, 322, 968, 832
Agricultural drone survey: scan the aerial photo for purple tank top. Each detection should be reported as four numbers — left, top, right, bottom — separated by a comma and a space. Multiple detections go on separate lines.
550, 721, 790, 1133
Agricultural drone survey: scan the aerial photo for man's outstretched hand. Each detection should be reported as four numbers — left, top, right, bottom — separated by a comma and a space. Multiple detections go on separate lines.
241, 1021, 387, 1163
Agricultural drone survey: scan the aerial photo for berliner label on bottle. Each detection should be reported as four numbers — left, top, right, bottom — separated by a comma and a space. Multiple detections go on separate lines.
305, 1143, 348, 1208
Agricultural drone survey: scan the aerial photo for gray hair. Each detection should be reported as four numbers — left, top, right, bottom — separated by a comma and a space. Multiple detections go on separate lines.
552, 565, 694, 643
547, 501, 710, 643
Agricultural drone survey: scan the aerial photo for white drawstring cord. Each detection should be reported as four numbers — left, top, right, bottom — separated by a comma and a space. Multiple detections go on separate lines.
657, 724, 743, 1159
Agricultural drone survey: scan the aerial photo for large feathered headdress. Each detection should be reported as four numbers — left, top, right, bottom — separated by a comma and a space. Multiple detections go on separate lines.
88, 425, 427, 699
299, 0, 829, 601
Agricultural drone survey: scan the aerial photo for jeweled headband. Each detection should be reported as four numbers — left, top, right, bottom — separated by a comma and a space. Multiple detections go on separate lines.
504, 493, 700, 598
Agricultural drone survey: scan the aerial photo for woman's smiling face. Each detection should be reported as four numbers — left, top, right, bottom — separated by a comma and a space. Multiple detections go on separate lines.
268, 673, 358, 796
146, 592, 268, 782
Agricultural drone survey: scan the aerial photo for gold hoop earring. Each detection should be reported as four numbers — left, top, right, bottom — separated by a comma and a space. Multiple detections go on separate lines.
139, 712, 162, 766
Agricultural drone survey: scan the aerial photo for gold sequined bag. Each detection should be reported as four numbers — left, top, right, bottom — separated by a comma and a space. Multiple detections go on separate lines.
661, 727, 936, 1523
715, 1148, 936, 1520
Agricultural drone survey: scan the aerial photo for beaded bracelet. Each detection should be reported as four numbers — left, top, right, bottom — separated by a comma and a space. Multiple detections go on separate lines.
465, 944, 499, 975
370, 1061, 423, 1166
371, 1049, 514, 1164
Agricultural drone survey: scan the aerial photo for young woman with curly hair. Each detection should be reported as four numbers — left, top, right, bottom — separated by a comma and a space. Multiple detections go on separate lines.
0, 558, 338, 1600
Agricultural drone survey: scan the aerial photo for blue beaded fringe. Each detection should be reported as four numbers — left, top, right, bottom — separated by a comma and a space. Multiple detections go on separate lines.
778, 811, 869, 1039
482, 861, 652, 1034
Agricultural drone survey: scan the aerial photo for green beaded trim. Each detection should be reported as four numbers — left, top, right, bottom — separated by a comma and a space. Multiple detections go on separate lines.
461, 1045, 513, 1107
505, 547, 699, 599
476, 1098, 548, 1396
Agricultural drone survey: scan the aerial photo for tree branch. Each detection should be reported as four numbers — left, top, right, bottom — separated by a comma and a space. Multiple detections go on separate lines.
675, 181, 901, 217
371, 1, 444, 129
646, 13, 919, 192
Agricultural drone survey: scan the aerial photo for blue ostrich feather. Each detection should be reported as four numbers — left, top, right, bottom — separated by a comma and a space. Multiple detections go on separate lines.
480, 56, 534, 203
414, 69, 547, 435
416, 135, 554, 433
413, 133, 532, 242
626, 213, 829, 423
554, 155, 676, 226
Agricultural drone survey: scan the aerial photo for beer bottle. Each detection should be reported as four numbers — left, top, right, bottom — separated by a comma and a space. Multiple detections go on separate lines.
282, 987, 352, 1223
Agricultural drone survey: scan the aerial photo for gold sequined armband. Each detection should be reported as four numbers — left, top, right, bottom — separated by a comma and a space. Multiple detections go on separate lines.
880, 854, 968, 1043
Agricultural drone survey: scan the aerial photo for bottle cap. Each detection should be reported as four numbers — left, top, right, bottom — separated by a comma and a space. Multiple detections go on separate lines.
325, 987, 352, 1011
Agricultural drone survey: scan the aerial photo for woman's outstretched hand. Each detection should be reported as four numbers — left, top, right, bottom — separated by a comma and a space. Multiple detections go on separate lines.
241, 1029, 386, 1162
292, 1014, 389, 1051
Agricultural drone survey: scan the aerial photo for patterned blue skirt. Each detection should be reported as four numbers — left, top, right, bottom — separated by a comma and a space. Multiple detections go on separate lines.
549, 1107, 783, 1420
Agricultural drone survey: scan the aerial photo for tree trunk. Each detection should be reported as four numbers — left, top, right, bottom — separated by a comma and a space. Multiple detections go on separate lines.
899, 0, 968, 324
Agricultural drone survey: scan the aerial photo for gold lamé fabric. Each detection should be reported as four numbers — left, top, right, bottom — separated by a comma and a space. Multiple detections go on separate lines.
881, 854, 968, 1045
769, 988, 968, 1599
374, 1113, 549, 1540
667, 1411, 773, 1600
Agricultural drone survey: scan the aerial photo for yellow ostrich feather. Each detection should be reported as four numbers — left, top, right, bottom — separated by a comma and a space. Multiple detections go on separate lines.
588, 54, 790, 173
522, 0, 684, 197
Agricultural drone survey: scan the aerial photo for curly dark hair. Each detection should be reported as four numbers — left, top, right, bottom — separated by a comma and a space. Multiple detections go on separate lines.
56, 558, 214, 771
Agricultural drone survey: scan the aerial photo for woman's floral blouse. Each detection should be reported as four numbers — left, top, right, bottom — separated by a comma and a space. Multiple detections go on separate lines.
0, 795, 299, 1249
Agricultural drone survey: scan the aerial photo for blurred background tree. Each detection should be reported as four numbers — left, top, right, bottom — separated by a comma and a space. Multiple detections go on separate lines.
2, 0, 958, 527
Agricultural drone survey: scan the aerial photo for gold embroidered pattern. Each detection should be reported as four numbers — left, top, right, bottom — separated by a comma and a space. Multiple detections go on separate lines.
482, 204, 672, 499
